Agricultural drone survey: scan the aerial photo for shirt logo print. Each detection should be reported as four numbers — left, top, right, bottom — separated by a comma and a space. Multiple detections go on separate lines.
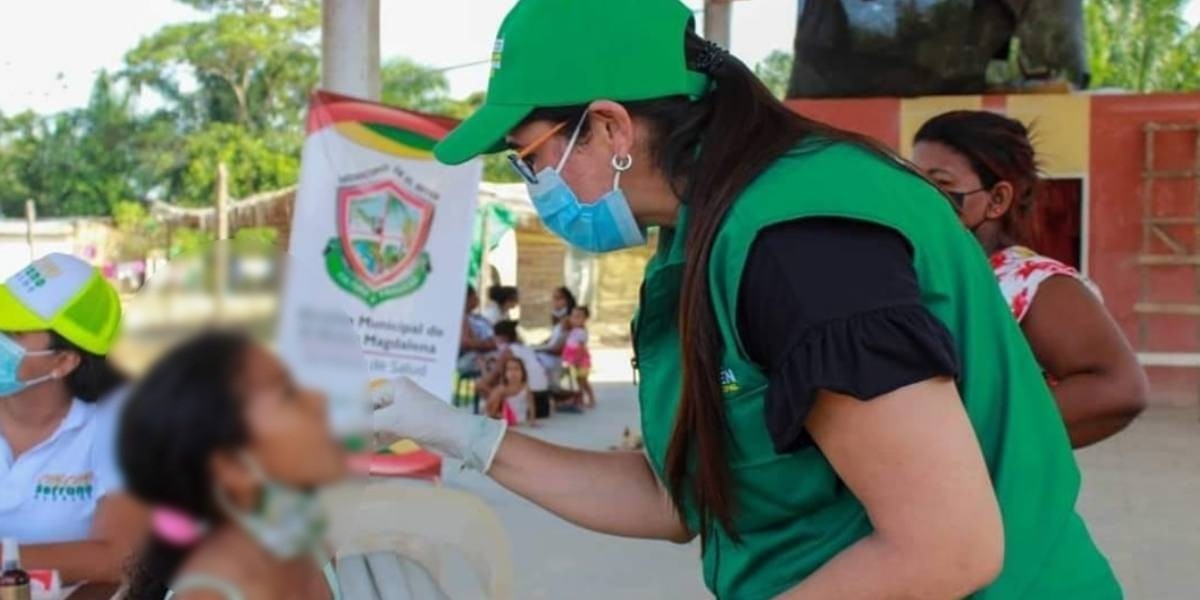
720, 368, 740, 394
34, 472, 94, 502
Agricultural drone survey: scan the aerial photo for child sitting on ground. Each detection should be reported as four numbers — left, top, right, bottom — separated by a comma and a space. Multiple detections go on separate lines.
485, 357, 537, 427
562, 306, 595, 408
476, 320, 551, 417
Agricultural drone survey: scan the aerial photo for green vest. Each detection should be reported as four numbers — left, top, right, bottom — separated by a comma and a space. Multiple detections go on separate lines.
634, 143, 1120, 599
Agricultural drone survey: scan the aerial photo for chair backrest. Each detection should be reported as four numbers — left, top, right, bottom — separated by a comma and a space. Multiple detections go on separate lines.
323, 481, 514, 600
337, 551, 452, 600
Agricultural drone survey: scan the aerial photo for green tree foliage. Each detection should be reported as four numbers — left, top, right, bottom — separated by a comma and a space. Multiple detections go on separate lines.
0, 73, 146, 217
123, 0, 320, 131
170, 227, 217, 258
176, 124, 300, 206
111, 200, 166, 260
233, 225, 280, 247
120, 0, 319, 205
381, 58, 453, 113
1084, 0, 1199, 91
754, 50, 794, 99
0, 0, 527, 218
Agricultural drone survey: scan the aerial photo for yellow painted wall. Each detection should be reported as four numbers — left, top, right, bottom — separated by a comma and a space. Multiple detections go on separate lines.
899, 96, 982, 157
1004, 94, 1090, 176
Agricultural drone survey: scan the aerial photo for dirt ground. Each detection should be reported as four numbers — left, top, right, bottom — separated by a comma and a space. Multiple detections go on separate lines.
439, 350, 1200, 599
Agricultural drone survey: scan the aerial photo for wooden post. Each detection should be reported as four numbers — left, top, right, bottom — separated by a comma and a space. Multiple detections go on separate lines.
216, 163, 231, 241
704, 0, 732, 48
24, 200, 36, 261
214, 163, 230, 321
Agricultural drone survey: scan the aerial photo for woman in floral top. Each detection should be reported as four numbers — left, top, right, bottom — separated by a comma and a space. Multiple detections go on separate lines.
914, 110, 1148, 448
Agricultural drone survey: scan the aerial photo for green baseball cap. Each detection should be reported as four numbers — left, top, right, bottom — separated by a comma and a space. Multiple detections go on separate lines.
433, 0, 711, 166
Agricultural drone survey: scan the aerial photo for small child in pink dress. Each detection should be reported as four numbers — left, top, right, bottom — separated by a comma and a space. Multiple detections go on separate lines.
486, 356, 536, 427
561, 306, 595, 408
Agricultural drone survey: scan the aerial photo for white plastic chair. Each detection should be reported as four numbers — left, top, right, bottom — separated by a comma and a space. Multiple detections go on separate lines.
323, 481, 514, 600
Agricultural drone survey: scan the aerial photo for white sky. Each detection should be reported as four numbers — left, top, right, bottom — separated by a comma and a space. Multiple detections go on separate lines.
1, 0, 1198, 115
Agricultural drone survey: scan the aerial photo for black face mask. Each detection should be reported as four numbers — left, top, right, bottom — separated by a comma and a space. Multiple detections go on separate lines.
945, 187, 993, 233
946, 187, 987, 211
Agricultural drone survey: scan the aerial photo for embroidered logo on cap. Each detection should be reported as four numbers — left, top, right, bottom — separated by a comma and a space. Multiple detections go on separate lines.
13, 259, 61, 293
491, 38, 505, 76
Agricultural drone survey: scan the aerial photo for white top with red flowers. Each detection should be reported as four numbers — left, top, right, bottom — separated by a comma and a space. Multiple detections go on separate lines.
990, 246, 1102, 323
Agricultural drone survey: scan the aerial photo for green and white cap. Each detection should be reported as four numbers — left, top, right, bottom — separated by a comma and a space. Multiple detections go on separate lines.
0, 253, 121, 355
433, 0, 710, 166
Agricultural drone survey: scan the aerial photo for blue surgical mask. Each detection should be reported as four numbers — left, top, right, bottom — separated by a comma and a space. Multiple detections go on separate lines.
526, 115, 646, 253
0, 334, 57, 397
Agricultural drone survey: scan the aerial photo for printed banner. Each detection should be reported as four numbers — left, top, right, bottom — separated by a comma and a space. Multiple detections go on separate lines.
278, 91, 481, 403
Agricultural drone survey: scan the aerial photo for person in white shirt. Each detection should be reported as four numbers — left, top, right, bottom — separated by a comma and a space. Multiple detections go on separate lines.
534, 287, 577, 392
481, 285, 519, 325
0, 253, 144, 584
458, 286, 497, 376
476, 321, 549, 417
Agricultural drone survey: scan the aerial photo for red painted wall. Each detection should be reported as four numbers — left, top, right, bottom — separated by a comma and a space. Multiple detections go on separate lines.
1090, 94, 1200, 405
785, 93, 1200, 406
787, 98, 901, 148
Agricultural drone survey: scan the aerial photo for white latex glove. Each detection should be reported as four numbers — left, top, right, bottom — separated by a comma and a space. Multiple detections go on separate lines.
370, 377, 507, 473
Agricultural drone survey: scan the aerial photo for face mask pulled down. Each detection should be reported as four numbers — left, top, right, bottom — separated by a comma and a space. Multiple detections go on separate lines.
526, 115, 646, 254
217, 454, 328, 560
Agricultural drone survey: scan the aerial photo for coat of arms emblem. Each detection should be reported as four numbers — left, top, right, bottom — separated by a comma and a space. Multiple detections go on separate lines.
324, 178, 434, 307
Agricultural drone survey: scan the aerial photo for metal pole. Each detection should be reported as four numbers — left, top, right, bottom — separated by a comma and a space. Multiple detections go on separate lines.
704, 0, 733, 48
321, 0, 381, 100
24, 200, 36, 261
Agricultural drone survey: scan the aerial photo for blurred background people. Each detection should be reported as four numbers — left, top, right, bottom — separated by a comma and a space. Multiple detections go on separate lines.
477, 321, 549, 412
562, 307, 594, 408
534, 287, 577, 392
119, 331, 343, 600
485, 356, 538, 427
482, 285, 520, 325
0, 253, 142, 584
458, 286, 497, 377
913, 110, 1148, 447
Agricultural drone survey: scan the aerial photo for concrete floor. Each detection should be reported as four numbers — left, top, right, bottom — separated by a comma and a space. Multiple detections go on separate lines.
1074, 407, 1200, 599
441, 357, 1200, 599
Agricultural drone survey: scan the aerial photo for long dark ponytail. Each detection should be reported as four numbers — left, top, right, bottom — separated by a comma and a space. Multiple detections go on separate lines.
526, 26, 914, 540
119, 331, 253, 599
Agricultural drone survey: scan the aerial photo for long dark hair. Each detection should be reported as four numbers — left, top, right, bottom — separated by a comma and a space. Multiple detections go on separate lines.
119, 331, 253, 599
501, 355, 529, 387
523, 26, 912, 540
552, 286, 577, 326
47, 332, 125, 403
487, 285, 519, 307
914, 110, 1041, 246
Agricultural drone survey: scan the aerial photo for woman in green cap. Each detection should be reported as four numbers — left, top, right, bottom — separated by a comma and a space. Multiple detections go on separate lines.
388, 0, 1121, 597
0, 253, 143, 584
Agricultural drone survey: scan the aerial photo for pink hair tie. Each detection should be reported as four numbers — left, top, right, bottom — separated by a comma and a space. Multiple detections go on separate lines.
151, 507, 206, 547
